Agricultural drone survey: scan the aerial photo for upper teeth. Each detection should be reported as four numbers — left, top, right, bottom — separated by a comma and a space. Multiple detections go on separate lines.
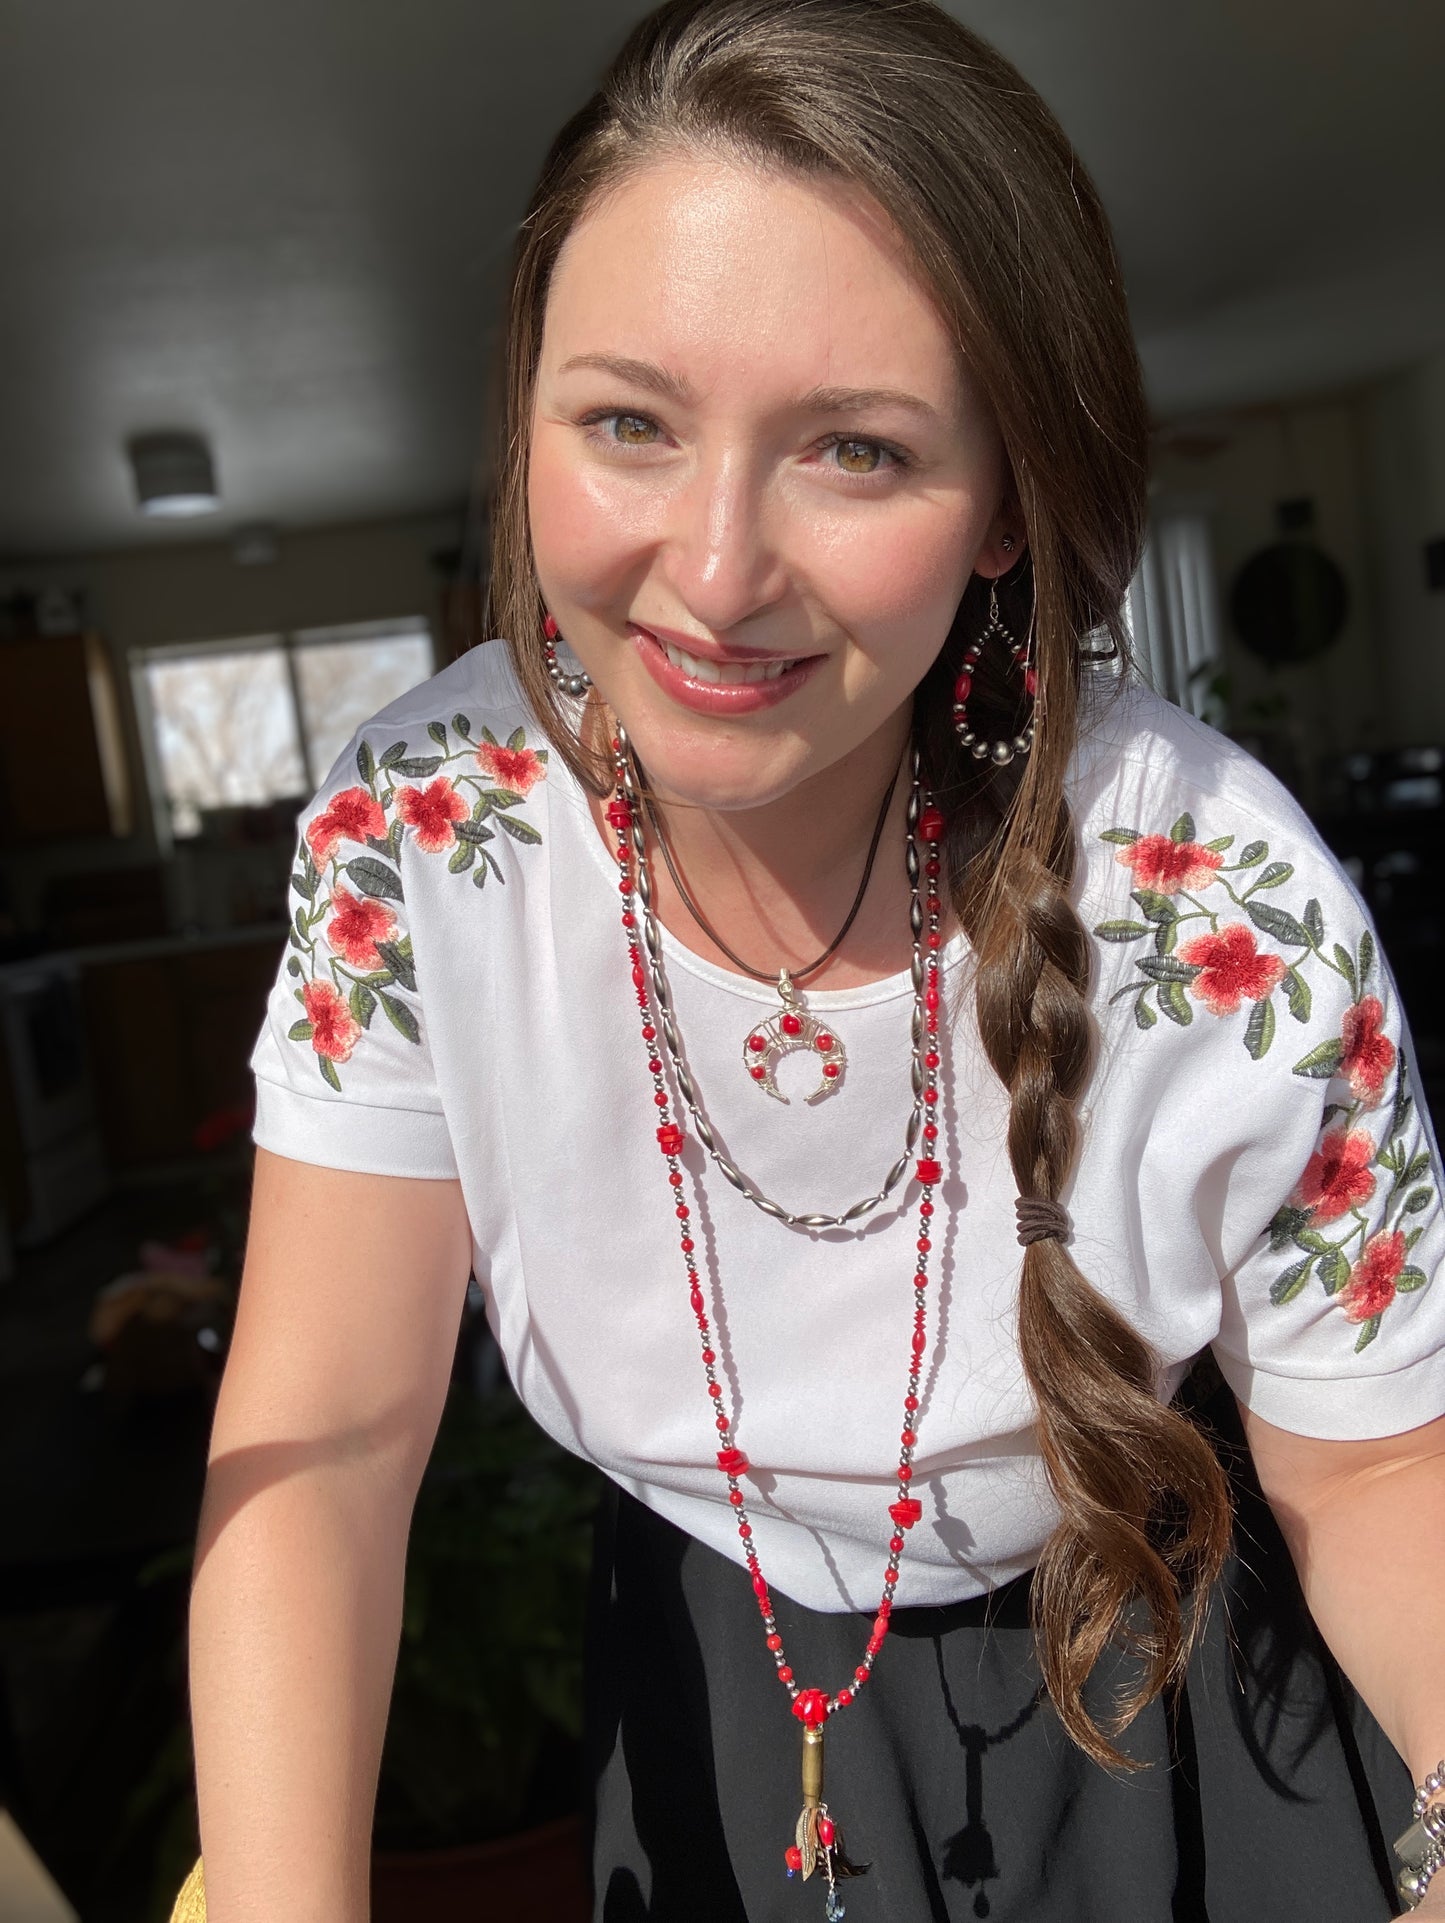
660, 640, 797, 684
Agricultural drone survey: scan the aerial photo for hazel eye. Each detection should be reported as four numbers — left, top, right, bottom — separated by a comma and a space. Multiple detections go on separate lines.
608, 413, 658, 442
834, 438, 884, 474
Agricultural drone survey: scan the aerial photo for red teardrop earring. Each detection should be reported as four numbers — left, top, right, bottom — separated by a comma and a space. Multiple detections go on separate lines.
951, 578, 1037, 767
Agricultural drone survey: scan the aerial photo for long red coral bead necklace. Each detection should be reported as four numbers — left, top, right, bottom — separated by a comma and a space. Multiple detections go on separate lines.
608, 731, 948, 1917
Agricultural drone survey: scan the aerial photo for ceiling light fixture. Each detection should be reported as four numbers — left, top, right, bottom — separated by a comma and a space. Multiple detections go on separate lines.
128, 432, 221, 518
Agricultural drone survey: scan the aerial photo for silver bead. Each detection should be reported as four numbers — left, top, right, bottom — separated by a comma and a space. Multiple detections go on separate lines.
970, 740, 988, 760
989, 740, 1014, 765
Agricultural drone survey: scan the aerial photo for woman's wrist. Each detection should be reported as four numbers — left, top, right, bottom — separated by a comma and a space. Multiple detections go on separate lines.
1395, 1761, 1445, 1909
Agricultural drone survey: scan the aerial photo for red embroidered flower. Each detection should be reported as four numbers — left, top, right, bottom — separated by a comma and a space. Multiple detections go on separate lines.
791, 1688, 830, 1729
325, 886, 397, 969
305, 785, 385, 865
1118, 834, 1223, 895
302, 980, 361, 1063
476, 742, 546, 796
396, 778, 469, 852
1177, 923, 1286, 1015
1339, 995, 1396, 1107
1340, 1228, 1407, 1324
1292, 1126, 1377, 1222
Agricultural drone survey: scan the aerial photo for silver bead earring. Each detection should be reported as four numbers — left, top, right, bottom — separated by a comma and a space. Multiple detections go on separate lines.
951, 581, 1038, 767
542, 615, 592, 697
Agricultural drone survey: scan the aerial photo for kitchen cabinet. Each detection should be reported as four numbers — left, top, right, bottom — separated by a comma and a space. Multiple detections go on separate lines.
0, 631, 132, 842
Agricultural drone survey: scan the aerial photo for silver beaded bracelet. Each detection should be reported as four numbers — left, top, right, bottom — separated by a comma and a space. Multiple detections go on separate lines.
1395, 1761, 1445, 1910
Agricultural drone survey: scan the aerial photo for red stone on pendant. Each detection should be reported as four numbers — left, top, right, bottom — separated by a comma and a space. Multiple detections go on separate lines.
791, 1688, 830, 1729
780, 1012, 803, 1037
953, 671, 972, 703
785, 1845, 803, 1873
815, 1033, 834, 1052
748, 1033, 767, 1052
750, 1064, 767, 1081
717, 1447, 750, 1476
822, 1063, 841, 1079
915, 1158, 942, 1185
917, 803, 945, 843
818, 1817, 836, 1847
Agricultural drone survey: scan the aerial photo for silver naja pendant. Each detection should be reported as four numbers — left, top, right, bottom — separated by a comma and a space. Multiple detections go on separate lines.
742, 970, 846, 1105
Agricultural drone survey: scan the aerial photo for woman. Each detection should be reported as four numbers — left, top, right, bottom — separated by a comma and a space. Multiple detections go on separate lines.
189, 2, 1445, 1917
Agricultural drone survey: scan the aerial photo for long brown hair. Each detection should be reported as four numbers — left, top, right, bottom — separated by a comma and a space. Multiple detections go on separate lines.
487, 0, 1230, 1766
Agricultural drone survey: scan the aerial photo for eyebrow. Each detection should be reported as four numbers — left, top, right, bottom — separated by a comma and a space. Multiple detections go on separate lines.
556, 353, 940, 422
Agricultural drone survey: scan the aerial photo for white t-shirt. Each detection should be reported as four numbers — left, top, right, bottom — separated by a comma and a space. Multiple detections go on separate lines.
250, 641, 1445, 1612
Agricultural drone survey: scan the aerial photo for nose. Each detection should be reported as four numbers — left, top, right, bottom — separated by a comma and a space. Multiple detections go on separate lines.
657, 444, 788, 636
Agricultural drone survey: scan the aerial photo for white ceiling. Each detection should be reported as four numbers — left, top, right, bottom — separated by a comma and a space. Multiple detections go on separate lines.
1, 0, 1442, 557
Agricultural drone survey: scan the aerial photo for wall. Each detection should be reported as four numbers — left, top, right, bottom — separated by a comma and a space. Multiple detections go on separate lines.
1363, 346, 1445, 740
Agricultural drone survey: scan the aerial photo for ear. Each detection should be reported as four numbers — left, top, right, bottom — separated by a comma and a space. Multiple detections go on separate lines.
973, 501, 1028, 580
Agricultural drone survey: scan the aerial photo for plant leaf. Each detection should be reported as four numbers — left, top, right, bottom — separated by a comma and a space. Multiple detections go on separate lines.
1282, 967, 1312, 1023
496, 812, 542, 845
356, 738, 376, 784
1354, 1314, 1381, 1353
1094, 919, 1150, 941
427, 720, 449, 748
1269, 1254, 1314, 1305
453, 712, 472, 736
1246, 901, 1307, 946
1358, 928, 1375, 985
1317, 1247, 1350, 1294
1303, 898, 1324, 945
374, 939, 417, 992
1099, 827, 1141, 845
1403, 1187, 1435, 1214
287, 1019, 314, 1042
1333, 944, 1358, 997
508, 726, 526, 751
1293, 1037, 1344, 1079
1157, 980, 1193, 1026
1244, 994, 1275, 1059
1135, 955, 1200, 983
1205, 834, 1234, 851
392, 755, 445, 778
1269, 1205, 1311, 1250
319, 1055, 341, 1091
349, 982, 376, 1029
1134, 995, 1157, 1030
1132, 890, 1177, 925
1397, 1266, 1430, 1292
1169, 812, 1196, 844
345, 855, 404, 902
1236, 841, 1267, 868
1253, 862, 1294, 890
377, 990, 421, 1044
448, 839, 476, 873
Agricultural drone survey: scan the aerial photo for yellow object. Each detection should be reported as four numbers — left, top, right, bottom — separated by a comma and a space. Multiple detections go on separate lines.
169, 1857, 206, 1923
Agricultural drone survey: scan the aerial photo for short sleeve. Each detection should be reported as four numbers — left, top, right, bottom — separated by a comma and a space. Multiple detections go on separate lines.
1203, 868, 1445, 1438
248, 728, 460, 1181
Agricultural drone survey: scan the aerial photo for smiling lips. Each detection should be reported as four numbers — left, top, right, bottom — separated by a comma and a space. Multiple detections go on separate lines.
630, 623, 821, 714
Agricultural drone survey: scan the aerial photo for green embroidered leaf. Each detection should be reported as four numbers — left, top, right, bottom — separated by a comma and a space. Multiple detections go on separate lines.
1333, 944, 1358, 997
496, 812, 542, 845
1353, 1314, 1381, 1353
1293, 1037, 1344, 1079
427, 720, 449, 748
1135, 955, 1201, 983
287, 924, 305, 951
287, 1019, 314, 1042
1404, 1152, 1434, 1185
1317, 1247, 1350, 1294
345, 856, 404, 903
377, 989, 421, 1044
319, 1055, 342, 1091
448, 839, 476, 873
1244, 995, 1276, 1060
293, 905, 310, 945
349, 982, 376, 1029
1154, 919, 1178, 956
290, 869, 315, 903
1099, 827, 1141, 845
1377, 1141, 1401, 1174
1157, 981, 1193, 1026
1406, 1225, 1426, 1251
1236, 841, 1267, 868
453, 818, 495, 844
472, 861, 489, 890
1269, 1254, 1314, 1305
1397, 1266, 1430, 1293
1392, 1080, 1414, 1141
1253, 862, 1294, 890
482, 787, 525, 810
1094, 919, 1151, 941
1246, 901, 1308, 946
508, 726, 526, 751
472, 794, 492, 821
1134, 995, 1157, 1030
1169, 812, 1195, 844
391, 755, 445, 778
386, 818, 404, 862
373, 940, 416, 992
1294, 1227, 1332, 1254
1282, 968, 1312, 1023
535, 748, 549, 764
1270, 1204, 1311, 1250
1205, 835, 1235, 851
1321, 1103, 1347, 1127
379, 740, 410, 768
1132, 890, 1177, 924
479, 725, 499, 746
356, 738, 376, 784
1303, 898, 1324, 945
1358, 928, 1375, 985
1403, 1187, 1435, 1214
286, 956, 303, 977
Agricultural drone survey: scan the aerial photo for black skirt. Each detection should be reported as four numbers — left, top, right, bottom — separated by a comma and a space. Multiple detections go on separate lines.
584, 1386, 1410, 1922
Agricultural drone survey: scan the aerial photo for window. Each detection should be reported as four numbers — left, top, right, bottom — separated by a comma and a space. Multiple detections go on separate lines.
134, 618, 436, 839
1124, 511, 1224, 719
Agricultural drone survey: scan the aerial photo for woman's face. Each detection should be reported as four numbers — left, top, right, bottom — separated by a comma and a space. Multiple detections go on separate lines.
528, 152, 1018, 810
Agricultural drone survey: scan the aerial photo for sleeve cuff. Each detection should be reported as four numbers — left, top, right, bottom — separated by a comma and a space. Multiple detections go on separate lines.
1212, 1340, 1445, 1440
252, 1074, 460, 1181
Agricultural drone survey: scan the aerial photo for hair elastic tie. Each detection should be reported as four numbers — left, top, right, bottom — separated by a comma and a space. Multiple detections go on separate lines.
1015, 1195, 1072, 1246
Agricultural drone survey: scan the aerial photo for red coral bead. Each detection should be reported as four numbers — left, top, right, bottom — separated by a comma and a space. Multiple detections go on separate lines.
823, 1063, 841, 1079
657, 1123, 684, 1155
747, 1033, 767, 1052
717, 1447, 750, 1476
890, 1499, 923, 1528
837, 1689, 853, 1707
778, 1666, 793, 1684
791, 1688, 830, 1728
818, 1816, 836, 1848
954, 671, 972, 703
816, 1033, 834, 1052
785, 1845, 803, 1873
915, 1158, 942, 1185
767, 1634, 782, 1651
780, 1012, 803, 1037
918, 804, 945, 842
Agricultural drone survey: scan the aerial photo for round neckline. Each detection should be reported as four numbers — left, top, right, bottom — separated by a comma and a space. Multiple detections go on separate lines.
552, 752, 969, 1011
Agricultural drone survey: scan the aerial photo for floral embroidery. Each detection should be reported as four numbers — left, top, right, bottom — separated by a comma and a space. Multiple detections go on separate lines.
1095, 808, 1434, 1350
284, 716, 546, 1088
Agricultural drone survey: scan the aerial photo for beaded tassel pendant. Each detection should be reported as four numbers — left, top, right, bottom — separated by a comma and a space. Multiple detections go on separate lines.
785, 1704, 866, 1918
